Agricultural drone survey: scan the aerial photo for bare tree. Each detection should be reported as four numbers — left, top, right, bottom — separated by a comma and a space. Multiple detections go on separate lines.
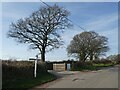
8, 4, 71, 62
67, 31, 109, 62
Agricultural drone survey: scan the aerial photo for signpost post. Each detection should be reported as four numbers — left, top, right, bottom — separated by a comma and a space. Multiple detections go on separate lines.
29, 54, 39, 78
34, 55, 38, 78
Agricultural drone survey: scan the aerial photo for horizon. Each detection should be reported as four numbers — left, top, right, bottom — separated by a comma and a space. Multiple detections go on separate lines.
1, 2, 118, 61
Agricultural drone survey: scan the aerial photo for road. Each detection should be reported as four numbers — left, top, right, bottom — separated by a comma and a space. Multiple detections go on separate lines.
34, 66, 118, 88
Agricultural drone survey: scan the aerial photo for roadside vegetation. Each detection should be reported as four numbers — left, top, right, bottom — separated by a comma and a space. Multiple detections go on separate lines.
71, 59, 118, 71
2, 60, 56, 89
66, 31, 119, 71
4, 2, 119, 89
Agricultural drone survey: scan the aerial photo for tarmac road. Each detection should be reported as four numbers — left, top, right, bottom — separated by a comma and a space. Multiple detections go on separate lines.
34, 66, 118, 88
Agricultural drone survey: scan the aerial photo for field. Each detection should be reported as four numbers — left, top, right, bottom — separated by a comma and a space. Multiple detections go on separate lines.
2, 60, 56, 89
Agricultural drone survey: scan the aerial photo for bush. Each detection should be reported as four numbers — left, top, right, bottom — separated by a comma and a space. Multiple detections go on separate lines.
2, 61, 47, 80
71, 61, 95, 71
46, 62, 53, 70
92, 59, 112, 64
115, 54, 120, 64
2, 61, 56, 89
37, 62, 47, 73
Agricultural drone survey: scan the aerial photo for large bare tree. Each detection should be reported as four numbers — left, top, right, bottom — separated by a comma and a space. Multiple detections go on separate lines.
67, 31, 109, 62
8, 4, 71, 62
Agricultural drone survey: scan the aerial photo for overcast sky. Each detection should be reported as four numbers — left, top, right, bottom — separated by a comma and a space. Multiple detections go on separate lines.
1, 2, 118, 61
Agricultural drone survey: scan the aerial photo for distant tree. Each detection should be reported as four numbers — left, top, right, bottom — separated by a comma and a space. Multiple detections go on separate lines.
115, 54, 120, 64
107, 55, 117, 60
67, 31, 109, 62
117, 54, 120, 64
7, 4, 71, 62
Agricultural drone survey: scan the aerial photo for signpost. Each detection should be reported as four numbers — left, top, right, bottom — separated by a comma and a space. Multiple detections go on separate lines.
34, 55, 38, 78
29, 54, 39, 78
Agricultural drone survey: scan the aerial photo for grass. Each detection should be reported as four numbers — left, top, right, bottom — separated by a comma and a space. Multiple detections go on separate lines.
2, 61, 57, 90
2, 72, 56, 89
71, 63, 115, 71
93, 63, 115, 67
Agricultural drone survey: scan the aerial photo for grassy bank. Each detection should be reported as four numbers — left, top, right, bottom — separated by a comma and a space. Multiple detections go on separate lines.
3, 72, 56, 89
71, 61, 116, 71
93, 63, 115, 67
2, 61, 56, 89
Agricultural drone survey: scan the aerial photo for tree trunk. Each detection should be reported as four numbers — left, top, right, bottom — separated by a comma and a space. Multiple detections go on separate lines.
90, 53, 93, 61
41, 47, 45, 62
79, 53, 86, 62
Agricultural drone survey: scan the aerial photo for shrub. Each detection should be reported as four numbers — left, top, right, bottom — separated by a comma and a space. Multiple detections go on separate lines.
46, 62, 53, 70
115, 54, 120, 64
37, 62, 47, 73
71, 61, 94, 71
92, 59, 112, 64
2, 60, 47, 80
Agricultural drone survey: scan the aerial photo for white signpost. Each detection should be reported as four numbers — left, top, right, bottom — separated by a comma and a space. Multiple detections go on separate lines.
29, 54, 39, 78
34, 55, 38, 78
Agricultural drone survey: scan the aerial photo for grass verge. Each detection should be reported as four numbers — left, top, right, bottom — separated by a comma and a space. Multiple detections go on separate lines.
72, 63, 115, 71
2, 72, 56, 90
93, 63, 115, 67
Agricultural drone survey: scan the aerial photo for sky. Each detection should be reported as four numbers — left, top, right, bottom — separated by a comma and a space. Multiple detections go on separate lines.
1, 2, 118, 61
1, 0, 119, 2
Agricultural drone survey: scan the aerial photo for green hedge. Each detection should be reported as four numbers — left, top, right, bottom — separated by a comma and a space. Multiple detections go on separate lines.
71, 60, 116, 71
2, 60, 56, 89
92, 59, 113, 64
2, 61, 47, 80
71, 61, 97, 71
46, 62, 53, 70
